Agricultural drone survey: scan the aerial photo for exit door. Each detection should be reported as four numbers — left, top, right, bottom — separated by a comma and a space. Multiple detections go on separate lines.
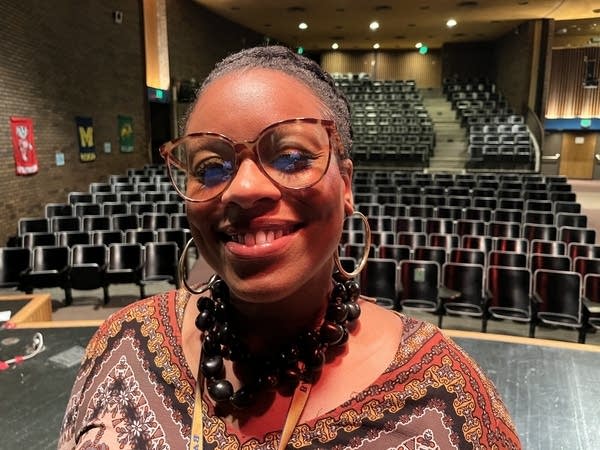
559, 132, 597, 179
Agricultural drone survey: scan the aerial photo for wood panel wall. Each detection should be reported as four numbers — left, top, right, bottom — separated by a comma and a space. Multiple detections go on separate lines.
321, 50, 442, 87
546, 47, 600, 118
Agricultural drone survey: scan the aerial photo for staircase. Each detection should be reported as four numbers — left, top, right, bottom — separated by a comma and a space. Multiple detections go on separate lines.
422, 88, 468, 173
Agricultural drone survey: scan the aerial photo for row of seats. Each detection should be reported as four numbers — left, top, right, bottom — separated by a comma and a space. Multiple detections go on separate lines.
18, 213, 188, 236
338, 79, 434, 166
350, 255, 599, 343
341, 240, 600, 270
444, 77, 535, 170
344, 223, 596, 246
355, 204, 584, 222
0, 242, 185, 306
353, 170, 562, 184
17, 227, 190, 249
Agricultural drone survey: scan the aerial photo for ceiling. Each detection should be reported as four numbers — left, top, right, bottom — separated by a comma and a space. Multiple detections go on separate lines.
194, 0, 600, 51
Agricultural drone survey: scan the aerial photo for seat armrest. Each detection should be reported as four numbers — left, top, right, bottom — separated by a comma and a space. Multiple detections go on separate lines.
583, 297, 600, 315
532, 292, 543, 304
439, 285, 461, 301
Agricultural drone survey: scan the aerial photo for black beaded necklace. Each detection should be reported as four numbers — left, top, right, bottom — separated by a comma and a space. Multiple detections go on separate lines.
194, 273, 361, 409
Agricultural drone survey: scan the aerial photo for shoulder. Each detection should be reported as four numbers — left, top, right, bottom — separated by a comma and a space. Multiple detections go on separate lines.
58, 289, 194, 450
383, 312, 521, 448
86, 289, 189, 358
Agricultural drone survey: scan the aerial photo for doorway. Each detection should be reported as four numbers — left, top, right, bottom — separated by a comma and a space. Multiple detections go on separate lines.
559, 132, 597, 179
149, 101, 172, 164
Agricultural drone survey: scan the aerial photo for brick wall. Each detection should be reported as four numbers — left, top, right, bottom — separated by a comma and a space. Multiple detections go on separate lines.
0, 1, 148, 244
0, 1, 265, 245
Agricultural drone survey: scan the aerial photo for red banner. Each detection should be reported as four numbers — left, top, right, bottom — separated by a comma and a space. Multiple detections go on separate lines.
10, 117, 39, 175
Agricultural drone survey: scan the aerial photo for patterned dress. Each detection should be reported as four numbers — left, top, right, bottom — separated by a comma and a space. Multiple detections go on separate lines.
58, 289, 521, 449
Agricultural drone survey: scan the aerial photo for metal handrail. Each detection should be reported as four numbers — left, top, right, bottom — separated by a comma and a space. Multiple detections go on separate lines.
542, 153, 560, 161
525, 107, 544, 172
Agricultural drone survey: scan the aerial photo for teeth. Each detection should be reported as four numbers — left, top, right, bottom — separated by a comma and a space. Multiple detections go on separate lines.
255, 230, 267, 245
231, 228, 291, 246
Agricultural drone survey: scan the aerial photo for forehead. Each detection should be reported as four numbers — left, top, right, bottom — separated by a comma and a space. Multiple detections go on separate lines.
186, 68, 326, 140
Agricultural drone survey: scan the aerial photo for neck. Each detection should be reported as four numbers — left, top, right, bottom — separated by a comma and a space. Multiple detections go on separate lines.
227, 270, 333, 355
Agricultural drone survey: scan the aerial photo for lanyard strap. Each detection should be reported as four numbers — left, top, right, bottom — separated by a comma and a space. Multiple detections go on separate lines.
189, 379, 312, 450
189, 381, 204, 450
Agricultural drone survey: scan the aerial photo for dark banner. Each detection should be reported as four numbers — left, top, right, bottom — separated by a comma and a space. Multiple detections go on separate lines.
76, 116, 96, 162
118, 115, 134, 153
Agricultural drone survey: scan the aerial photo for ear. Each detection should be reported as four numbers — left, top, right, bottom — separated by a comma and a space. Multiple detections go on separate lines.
340, 159, 354, 216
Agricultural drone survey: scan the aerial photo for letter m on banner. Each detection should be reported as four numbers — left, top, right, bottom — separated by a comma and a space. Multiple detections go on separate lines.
75, 116, 97, 162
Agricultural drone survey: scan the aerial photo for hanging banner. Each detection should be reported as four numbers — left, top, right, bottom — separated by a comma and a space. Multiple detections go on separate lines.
10, 117, 39, 175
118, 115, 134, 153
76, 116, 96, 162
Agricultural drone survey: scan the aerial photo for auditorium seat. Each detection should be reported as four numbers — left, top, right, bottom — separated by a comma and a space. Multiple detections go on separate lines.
485, 265, 533, 336
530, 239, 566, 256
377, 244, 411, 262
583, 274, 600, 331
559, 226, 596, 245
18, 217, 49, 235
105, 243, 145, 299
82, 215, 111, 232
399, 259, 443, 325
0, 247, 31, 291
141, 242, 180, 294
426, 232, 459, 251
50, 216, 81, 233
359, 258, 399, 309
533, 269, 587, 343
488, 250, 527, 268
92, 230, 124, 246
69, 244, 109, 304
45, 203, 73, 218
57, 231, 91, 247
440, 262, 486, 330
20, 245, 72, 305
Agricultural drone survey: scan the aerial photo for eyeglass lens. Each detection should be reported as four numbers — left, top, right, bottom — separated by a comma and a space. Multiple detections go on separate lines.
167, 121, 331, 201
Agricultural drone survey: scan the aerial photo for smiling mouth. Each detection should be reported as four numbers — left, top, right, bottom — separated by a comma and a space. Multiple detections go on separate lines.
220, 225, 300, 246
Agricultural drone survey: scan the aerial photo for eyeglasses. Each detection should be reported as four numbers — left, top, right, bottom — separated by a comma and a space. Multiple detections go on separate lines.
160, 118, 340, 202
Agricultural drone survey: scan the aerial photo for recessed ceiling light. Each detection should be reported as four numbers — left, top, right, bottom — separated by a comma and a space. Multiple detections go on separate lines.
415, 42, 423, 48
420, 5, 430, 10
287, 6, 305, 12
298, 22, 308, 30
457, 1, 479, 6
375, 5, 391, 11
370, 21, 380, 31
446, 18, 457, 28
332, 42, 339, 49
373, 43, 380, 49
593, 8, 600, 13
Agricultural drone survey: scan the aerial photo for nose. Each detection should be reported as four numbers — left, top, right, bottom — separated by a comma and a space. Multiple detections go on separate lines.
220, 157, 281, 209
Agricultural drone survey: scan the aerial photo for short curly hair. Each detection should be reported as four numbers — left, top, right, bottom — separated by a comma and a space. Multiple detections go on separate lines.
184, 45, 353, 158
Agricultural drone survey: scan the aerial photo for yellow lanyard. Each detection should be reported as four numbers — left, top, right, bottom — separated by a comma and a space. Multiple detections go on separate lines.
189, 379, 312, 450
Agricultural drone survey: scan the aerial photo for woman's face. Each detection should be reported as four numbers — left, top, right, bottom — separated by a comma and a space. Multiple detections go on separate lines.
185, 68, 353, 303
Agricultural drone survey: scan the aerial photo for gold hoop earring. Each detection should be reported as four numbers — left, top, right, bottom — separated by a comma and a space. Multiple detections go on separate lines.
178, 238, 214, 295
333, 211, 371, 279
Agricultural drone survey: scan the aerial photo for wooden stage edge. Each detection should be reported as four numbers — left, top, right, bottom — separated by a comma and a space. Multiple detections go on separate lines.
444, 329, 600, 352
9, 319, 600, 354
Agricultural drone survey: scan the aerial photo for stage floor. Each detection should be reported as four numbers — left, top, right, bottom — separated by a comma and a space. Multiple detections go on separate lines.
1, 324, 599, 449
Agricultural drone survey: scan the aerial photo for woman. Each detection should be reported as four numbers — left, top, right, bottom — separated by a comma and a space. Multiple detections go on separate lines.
59, 46, 521, 449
